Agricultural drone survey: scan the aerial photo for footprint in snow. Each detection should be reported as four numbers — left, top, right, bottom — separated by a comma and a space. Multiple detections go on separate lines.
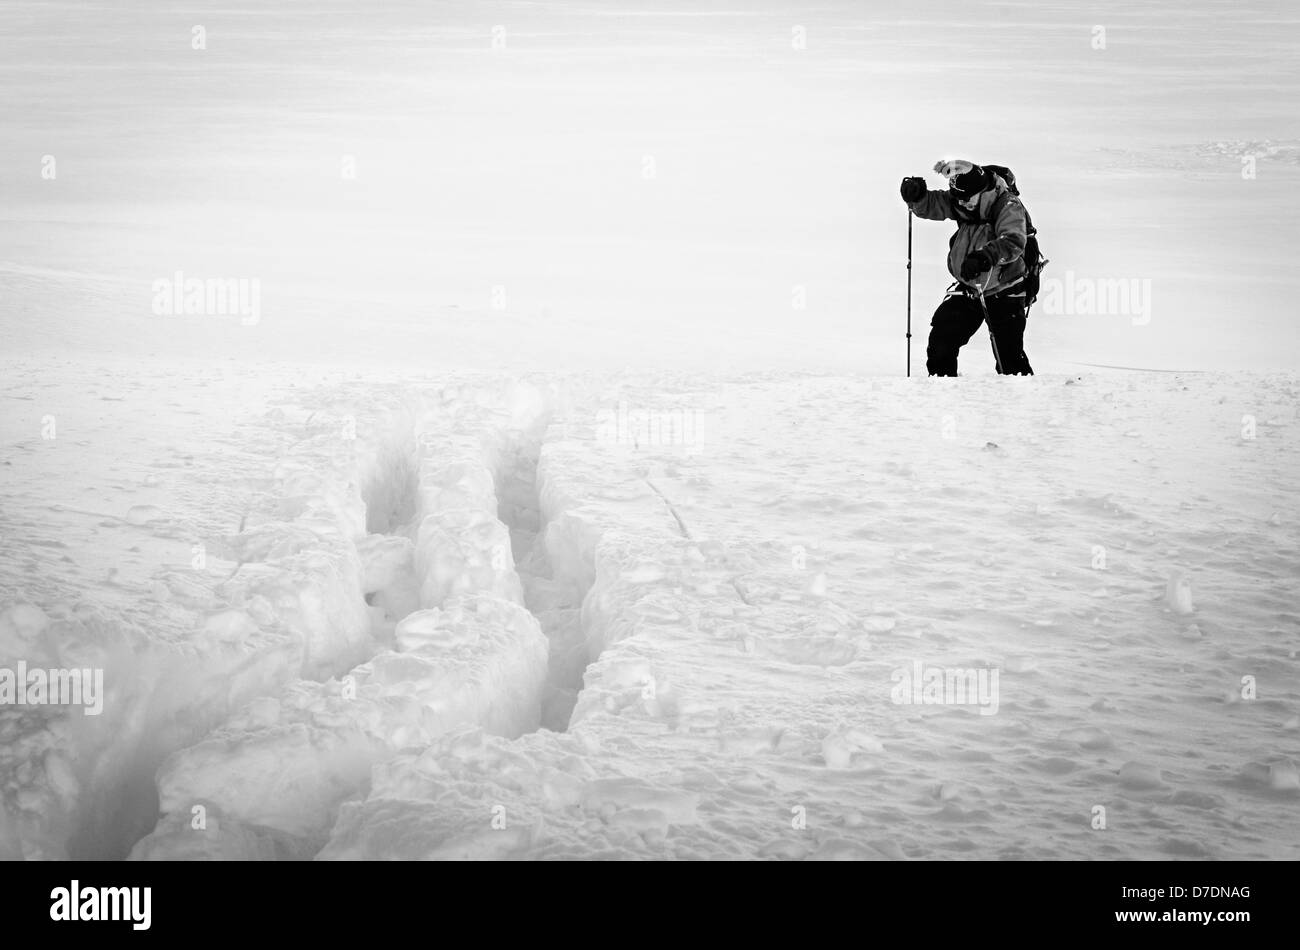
1059, 726, 1115, 750
125, 504, 166, 525
1117, 761, 1166, 790
1164, 571, 1195, 614
1238, 759, 1300, 793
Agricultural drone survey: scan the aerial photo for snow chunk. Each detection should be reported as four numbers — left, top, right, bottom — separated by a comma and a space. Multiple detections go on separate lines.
415, 510, 522, 606
0, 604, 53, 665
140, 593, 547, 854
201, 610, 258, 645
822, 726, 885, 768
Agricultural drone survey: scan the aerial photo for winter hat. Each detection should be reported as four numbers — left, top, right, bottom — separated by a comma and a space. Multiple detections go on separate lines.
934, 158, 990, 199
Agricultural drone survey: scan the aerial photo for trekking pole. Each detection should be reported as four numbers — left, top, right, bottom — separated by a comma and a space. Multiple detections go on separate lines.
906, 209, 913, 377
976, 268, 1004, 374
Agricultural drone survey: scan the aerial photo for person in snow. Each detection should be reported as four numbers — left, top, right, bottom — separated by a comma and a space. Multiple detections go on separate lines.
900, 160, 1034, 376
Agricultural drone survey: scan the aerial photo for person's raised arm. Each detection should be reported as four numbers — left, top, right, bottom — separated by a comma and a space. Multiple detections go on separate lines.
900, 176, 954, 221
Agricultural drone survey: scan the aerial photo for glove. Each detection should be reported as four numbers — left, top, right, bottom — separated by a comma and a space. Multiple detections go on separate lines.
900, 176, 927, 203
960, 247, 995, 281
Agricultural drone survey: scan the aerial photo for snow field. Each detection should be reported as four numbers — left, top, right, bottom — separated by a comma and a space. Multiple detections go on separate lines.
319, 372, 1300, 860
130, 387, 551, 859
4, 369, 1298, 861
1, 390, 421, 859
316, 413, 855, 859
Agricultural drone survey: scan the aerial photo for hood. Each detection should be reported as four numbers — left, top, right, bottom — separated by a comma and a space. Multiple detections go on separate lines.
958, 174, 1010, 221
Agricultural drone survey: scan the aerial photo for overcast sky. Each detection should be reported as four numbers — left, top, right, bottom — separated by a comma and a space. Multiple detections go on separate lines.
2, 0, 1296, 373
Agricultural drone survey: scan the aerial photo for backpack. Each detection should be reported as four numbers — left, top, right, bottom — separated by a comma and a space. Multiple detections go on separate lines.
983, 164, 1048, 312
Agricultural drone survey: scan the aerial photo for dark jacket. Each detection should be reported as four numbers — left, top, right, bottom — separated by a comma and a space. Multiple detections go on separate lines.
907, 174, 1028, 295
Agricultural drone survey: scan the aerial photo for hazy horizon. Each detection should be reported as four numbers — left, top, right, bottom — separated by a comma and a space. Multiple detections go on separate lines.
2, 0, 1298, 372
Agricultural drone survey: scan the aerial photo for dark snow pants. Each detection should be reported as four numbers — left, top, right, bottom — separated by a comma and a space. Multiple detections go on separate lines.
926, 288, 1034, 377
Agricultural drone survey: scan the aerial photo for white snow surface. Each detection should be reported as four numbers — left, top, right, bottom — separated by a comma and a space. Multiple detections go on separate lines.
3, 361, 1298, 860
2, 0, 1298, 861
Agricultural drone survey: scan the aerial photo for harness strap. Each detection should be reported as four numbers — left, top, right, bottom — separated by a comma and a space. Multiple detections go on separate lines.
946, 276, 1025, 300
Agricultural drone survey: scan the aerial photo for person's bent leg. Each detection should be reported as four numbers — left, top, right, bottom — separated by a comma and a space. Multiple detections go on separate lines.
985, 292, 1033, 375
926, 294, 985, 376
